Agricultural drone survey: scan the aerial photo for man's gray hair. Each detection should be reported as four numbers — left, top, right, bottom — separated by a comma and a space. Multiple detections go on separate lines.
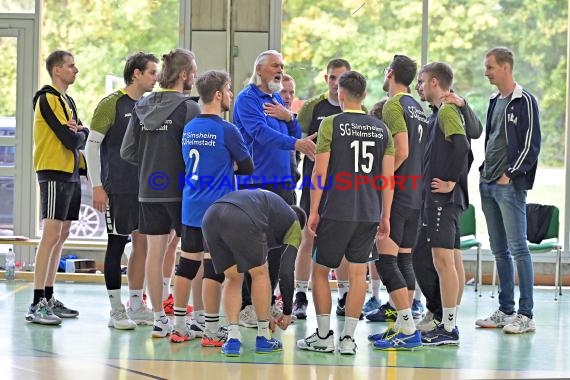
248, 50, 283, 86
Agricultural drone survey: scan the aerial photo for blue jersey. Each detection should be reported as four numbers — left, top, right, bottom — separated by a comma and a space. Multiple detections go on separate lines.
181, 114, 251, 227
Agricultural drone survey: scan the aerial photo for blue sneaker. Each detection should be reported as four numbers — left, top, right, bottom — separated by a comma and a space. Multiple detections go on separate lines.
374, 330, 422, 350
411, 299, 425, 319
366, 302, 397, 322
362, 296, 381, 314
367, 326, 397, 342
421, 324, 459, 346
221, 338, 242, 356
255, 336, 283, 353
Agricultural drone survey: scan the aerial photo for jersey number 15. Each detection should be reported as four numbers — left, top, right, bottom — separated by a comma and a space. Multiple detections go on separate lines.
350, 140, 375, 174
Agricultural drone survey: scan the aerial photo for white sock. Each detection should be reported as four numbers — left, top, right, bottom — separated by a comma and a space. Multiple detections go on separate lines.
192, 309, 205, 324
228, 323, 241, 340
371, 280, 381, 300
398, 308, 416, 334
108, 289, 123, 310
388, 295, 396, 309
154, 311, 167, 322
296, 280, 309, 294
205, 313, 219, 335
316, 314, 331, 337
341, 316, 359, 338
129, 289, 143, 310
174, 315, 186, 330
162, 277, 171, 301
394, 312, 402, 330
337, 281, 349, 300
443, 307, 457, 332
257, 320, 270, 339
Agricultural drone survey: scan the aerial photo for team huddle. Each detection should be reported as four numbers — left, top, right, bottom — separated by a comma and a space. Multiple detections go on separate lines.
27, 45, 541, 356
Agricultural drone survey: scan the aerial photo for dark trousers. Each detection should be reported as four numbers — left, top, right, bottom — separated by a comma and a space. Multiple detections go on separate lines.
412, 225, 443, 321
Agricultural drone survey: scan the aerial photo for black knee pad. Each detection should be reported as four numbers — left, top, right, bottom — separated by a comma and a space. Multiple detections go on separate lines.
203, 258, 224, 284
175, 257, 201, 281
375, 254, 407, 293
398, 252, 416, 291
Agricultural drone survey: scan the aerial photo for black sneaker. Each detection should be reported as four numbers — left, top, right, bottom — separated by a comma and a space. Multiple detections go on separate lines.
48, 297, 79, 318
421, 324, 459, 346
292, 292, 308, 319
366, 302, 397, 322
336, 293, 346, 316
335, 293, 363, 320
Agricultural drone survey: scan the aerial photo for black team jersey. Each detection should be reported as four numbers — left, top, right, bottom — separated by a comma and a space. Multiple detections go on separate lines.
316, 110, 394, 222
297, 93, 342, 180
90, 89, 138, 195
382, 93, 429, 209
422, 103, 469, 209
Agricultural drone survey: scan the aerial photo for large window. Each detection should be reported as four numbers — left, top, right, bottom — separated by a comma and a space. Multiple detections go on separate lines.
283, 0, 568, 246
428, 0, 567, 245
36, 0, 180, 239
0, 0, 34, 13
282, 0, 423, 108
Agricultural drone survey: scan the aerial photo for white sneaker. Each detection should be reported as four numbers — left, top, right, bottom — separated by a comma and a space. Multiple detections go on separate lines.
416, 311, 440, 332
338, 335, 357, 355
170, 324, 197, 343
503, 314, 536, 334
127, 304, 154, 326
108, 305, 137, 330
151, 317, 173, 338
239, 305, 257, 328
271, 302, 283, 321
25, 298, 62, 325
188, 318, 205, 337
297, 329, 335, 353
475, 309, 516, 328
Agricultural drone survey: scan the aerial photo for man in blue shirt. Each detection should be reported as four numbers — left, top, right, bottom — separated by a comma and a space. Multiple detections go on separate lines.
171, 70, 253, 344
233, 49, 316, 204
233, 50, 316, 327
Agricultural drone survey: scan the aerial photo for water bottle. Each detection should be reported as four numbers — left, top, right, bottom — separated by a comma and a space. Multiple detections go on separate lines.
5, 248, 15, 280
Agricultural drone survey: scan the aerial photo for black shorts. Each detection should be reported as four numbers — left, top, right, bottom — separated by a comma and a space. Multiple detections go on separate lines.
106, 194, 139, 235
203, 203, 267, 274
39, 181, 81, 221
423, 204, 462, 249
139, 202, 181, 236
238, 182, 296, 206
180, 225, 208, 253
314, 219, 378, 268
389, 205, 420, 248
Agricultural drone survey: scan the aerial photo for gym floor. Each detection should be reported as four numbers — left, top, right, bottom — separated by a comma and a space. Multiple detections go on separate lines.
1, 280, 568, 380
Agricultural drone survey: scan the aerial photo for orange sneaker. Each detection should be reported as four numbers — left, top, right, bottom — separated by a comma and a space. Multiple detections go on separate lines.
163, 294, 193, 315
170, 326, 196, 343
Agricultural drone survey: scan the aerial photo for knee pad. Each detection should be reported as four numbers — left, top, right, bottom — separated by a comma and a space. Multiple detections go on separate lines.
398, 253, 416, 291
203, 258, 225, 284
175, 257, 201, 281
375, 254, 407, 293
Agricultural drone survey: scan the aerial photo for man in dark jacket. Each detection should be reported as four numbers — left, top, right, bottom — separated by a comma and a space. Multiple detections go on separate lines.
121, 48, 201, 339
475, 47, 541, 334
417, 62, 470, 346
412, 69, 483, 336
